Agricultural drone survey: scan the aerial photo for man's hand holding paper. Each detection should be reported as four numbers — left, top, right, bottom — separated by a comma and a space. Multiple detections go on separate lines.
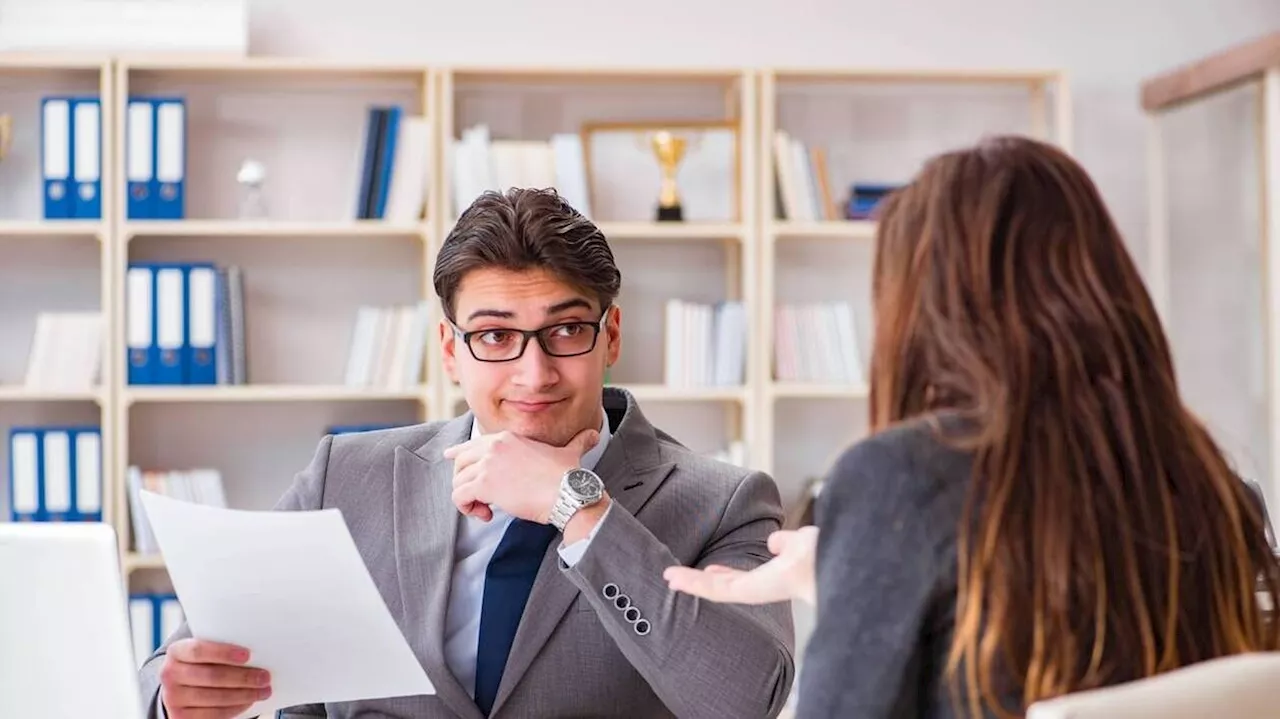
158, 637, 270, 719
139, 490, 436, 719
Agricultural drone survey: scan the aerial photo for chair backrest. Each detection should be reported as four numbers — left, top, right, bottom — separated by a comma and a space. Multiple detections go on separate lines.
1026, 653, 1280, 719
0, 522, 144, 719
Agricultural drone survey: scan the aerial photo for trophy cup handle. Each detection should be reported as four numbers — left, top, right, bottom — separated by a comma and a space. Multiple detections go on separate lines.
0, 115, 12, 161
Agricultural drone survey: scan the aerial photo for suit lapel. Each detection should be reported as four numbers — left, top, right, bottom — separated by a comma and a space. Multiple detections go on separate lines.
489, 389, 676, 715
393, 414, 485, 719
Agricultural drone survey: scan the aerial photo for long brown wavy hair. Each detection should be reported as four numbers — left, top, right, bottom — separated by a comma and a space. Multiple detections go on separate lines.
868, 135, 1280, 717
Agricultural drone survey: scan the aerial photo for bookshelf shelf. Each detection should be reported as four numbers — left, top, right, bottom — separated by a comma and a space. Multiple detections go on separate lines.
0, 220, 106, 239
122, 385, 430, 405
617, 384, 749, 402
769, 382, 869, 400
124, 220, 429, 241
0, 54, 114, 72
598, 222, 744, 241
119, 55, 431, 81
446, 66, 745, 84
770, 67, 1064, 85
0, 386, 105, 403
771, 221, 877, 240
124, 552, 166, 572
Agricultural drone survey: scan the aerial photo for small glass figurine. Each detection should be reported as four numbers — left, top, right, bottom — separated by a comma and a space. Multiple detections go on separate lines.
236, 159, 268, 219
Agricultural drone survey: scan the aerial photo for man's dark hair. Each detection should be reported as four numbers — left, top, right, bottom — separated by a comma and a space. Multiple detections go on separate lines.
433, 187, 622, 322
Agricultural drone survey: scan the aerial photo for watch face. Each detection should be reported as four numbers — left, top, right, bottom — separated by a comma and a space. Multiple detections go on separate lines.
567, 468, 601, 497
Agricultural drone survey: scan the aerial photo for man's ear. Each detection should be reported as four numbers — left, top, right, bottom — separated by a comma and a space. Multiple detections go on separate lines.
605, 305, 622, 367
439, 319, 458, 381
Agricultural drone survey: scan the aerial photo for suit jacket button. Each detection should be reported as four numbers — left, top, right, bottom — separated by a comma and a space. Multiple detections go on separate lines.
624, 606, 641, 623
602, 582, 620, 599
634, 619, 651, 636
614, 594, 631, 611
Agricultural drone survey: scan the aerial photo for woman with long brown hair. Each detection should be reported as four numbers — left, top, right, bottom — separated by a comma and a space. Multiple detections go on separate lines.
665, 134, 1280, 718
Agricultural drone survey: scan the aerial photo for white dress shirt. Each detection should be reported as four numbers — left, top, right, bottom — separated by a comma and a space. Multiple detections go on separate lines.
443, 411, 613, 698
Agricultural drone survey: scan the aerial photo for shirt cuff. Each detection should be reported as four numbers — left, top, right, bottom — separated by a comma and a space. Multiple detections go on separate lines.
556, 501, 614, 567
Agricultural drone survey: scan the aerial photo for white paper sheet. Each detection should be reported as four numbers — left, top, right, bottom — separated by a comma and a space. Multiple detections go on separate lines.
139, 490, 435, 719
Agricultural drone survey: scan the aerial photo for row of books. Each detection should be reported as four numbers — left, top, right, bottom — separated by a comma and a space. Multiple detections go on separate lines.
451, 124, 593, 220
774, 301, 864, 384
773, 130, 839, 222
772, 129, 901, 221
343, 302, 432, 389
21, 311, 103, 392
40, 95, 103, 220
7, 426, 103, 523
124, 96, 187, 220
353, 106, 432, 223
126, 466, 227, 555
125, 262, 247, 386
663, 300, 748, 388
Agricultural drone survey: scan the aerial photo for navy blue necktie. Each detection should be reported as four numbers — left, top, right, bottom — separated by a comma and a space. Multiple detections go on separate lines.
474, 517, 558, 715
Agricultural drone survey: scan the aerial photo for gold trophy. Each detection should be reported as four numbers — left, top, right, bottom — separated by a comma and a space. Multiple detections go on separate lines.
650, 130, 687, 222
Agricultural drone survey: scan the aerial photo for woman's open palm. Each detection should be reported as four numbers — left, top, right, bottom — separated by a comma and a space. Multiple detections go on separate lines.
663, 526, 818, 606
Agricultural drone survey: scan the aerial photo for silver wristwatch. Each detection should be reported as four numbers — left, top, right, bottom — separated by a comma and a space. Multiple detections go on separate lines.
548, 467, 605, 531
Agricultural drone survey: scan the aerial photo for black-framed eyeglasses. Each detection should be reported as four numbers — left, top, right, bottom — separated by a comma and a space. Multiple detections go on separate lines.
452, 311, 609, 363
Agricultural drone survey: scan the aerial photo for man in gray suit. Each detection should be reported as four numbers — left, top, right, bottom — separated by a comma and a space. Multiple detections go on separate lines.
139, 187, 796, 718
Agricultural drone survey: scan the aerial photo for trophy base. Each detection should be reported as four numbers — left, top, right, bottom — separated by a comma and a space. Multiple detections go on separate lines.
655, 204, 684, 222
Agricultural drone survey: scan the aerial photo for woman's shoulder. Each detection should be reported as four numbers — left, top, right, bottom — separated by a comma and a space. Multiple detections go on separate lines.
821, 412, 974, 514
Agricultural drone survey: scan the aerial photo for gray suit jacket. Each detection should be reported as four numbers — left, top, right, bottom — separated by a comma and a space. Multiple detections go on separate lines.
139, 387, 796, 718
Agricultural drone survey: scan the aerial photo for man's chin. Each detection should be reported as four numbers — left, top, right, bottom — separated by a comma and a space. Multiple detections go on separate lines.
500, 412, 572, 446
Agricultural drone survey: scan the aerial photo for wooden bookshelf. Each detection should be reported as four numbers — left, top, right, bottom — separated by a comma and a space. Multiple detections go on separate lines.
756, 67, 1072, 485
0, 56, 117, 550
107, 56, 438, 565
0, 58, 1073, 587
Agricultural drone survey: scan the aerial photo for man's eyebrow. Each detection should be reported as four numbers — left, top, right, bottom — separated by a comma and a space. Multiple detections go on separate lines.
461, 299, 593, 324
545, 298, 593, 315
464, 308, 516, 322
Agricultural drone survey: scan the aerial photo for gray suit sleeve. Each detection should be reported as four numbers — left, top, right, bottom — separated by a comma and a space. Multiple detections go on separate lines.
561, 470, 796, 719
137, 435, 335, 719
795, 437, 947, 719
